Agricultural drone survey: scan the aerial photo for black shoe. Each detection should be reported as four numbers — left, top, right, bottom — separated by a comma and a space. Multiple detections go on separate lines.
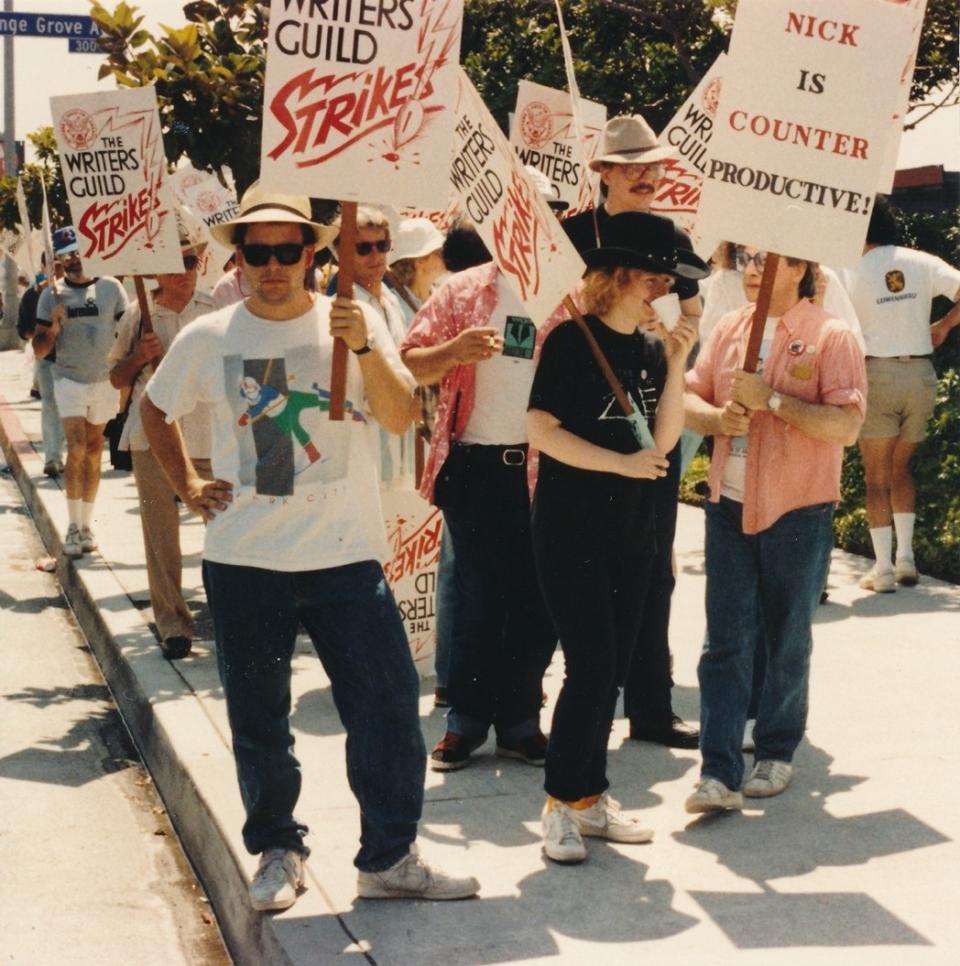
495, 731, 548, 766
430, 731, 485, 771
160, 636, 192, 660
433, 686, 449, 708
629, 714, 700, 749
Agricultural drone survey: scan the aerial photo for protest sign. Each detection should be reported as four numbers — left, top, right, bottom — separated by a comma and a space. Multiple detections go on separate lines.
694, 0, 918, 269
50, 86, 183, 275
650, 54, 726, 252
509, 79, 606, 216
259, 0, 463, 210
398, 201, 459, 234
382, 490, 443, 677
451, 68, 585, 325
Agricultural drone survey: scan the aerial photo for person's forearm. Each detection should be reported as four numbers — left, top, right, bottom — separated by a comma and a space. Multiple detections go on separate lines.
930, 300, 960, 348
359, 350, 416, 434
653, 361, 686, 453
684, 391, 724, 436
140, 394, 198, 499
773, 396, 861, 445
528, 410, 624, 474
31, 324, 56, 360
110, 352, 146, 390
401, 341, 460, 385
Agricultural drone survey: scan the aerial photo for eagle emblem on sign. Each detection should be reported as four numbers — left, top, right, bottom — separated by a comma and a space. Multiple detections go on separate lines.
885, 270, 905, 293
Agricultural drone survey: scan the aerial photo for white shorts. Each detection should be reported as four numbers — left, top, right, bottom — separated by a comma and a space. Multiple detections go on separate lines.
53, 377, 118, 426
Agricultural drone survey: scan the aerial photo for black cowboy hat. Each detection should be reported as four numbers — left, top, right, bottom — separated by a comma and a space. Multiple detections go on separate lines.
582, 211, 710, 280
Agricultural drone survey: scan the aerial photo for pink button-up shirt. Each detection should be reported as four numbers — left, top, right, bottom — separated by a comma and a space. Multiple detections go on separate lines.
686, 299, 867, 535
402, 263, 561, 504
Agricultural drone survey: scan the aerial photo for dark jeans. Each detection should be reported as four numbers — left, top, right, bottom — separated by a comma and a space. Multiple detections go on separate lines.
203, 558, 426, 872
534, 510, 655, 802
698, 498, 834, 790
623, 442, 681, 725
439, 444, 555, 741
433, 529, 456, 689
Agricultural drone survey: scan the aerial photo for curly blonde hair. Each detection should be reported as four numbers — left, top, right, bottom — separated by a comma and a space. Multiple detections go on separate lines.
581, 266, 642, 317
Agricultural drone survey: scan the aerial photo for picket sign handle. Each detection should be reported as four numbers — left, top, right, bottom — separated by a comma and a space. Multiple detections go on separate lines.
329, 200, 359, 421
563, 294, 634, 418
742, 252, 780, 373
133, 275, 154, 336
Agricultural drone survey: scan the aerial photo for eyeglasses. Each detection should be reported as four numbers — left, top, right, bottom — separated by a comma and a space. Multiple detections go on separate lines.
735, 249, 767, 271
616, 162, 665, 181
182, 254, 200, 270
355, 239, 391, 256
240, 243, 305, 267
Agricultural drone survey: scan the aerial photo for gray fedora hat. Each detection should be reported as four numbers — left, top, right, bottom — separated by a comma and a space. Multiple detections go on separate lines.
588, 115, 675, 171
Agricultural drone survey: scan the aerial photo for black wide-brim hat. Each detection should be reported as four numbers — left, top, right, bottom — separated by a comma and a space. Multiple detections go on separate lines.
582, 211, 710, 280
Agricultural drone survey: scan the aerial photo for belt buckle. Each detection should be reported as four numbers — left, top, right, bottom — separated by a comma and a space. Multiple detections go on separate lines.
502, 447, 525, 466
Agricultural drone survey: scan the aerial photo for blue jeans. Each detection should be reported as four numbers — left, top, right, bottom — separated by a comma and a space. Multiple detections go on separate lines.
203, 559, 425, 872
698, 498, 834, 790
35, 358, 64, 464
433, 529, 456, 689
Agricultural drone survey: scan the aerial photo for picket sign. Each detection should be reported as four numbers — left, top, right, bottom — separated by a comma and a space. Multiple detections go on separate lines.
259, 0, 465, 420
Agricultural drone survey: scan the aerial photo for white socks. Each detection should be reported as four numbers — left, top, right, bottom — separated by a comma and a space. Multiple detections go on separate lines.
868, 526, 894, 574
893, 513, 916, 563
81, 502, 94, 529
67, 498, 82, 528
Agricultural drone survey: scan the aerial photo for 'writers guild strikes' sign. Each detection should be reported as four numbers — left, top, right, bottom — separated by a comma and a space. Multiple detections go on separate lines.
451, 68, 585, 326
694, 0, 920, 268
50, 86, 183, 275
509, 79, 606, 217
259, 0, 464, 209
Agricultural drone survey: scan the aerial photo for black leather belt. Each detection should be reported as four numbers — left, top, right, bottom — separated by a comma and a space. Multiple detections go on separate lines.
454, 443, 527, 466
865, 355, 932, 362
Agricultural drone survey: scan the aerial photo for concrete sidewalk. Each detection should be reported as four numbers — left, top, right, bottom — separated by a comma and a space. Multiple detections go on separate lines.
2, 345, 958, 966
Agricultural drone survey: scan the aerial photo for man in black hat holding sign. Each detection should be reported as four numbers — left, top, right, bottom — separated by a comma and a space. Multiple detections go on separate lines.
563, 115, 703, 749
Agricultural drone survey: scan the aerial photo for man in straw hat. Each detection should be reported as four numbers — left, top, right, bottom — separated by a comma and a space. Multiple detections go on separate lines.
107, 206, 215, 661
564, 114, 703, 750
141, 182, 479, 911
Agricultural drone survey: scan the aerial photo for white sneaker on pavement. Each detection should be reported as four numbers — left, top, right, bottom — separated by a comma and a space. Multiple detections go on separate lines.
685, 777, 743, 814
79, 526, 97, 553
249, 848, 304, 912
357, 845, 479, 900
541, 800, 587, 863
742, 719, 756, 752
743, 759, 793, 798
860, 567, 895, 593
63, 524, 83, 559
574, 793, 653, 844
895, 558, 919, 586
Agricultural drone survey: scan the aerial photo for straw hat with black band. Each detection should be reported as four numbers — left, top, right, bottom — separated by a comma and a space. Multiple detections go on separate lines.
588, 115, 675, 171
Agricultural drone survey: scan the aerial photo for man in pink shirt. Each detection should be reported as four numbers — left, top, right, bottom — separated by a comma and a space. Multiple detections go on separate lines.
683, 248, 866, 813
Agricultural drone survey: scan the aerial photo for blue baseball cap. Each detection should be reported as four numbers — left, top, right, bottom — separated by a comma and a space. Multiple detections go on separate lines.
52, 225, 79, 256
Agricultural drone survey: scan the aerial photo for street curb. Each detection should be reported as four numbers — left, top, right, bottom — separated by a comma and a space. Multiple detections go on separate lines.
0, 387, 301, 966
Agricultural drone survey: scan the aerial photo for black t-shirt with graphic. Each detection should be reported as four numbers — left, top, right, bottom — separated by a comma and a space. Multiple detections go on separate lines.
529, 314, 667, 545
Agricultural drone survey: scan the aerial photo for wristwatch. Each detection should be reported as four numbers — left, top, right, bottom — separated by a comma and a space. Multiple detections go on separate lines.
767, 391, 783, 413
352, 335, 374, 356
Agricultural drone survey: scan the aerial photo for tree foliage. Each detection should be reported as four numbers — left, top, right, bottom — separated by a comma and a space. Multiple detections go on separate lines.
0, 128, 71, 243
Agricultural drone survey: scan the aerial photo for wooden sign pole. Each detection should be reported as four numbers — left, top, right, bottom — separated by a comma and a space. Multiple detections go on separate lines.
742, 253, 779, 373
133, 275, 154, 336
329, 200, 358, 421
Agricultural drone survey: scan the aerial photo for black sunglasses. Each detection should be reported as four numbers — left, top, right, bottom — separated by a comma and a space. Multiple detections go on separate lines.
241, 243, 305, 267
355, 239, 391, 255
182, 254, 200, 270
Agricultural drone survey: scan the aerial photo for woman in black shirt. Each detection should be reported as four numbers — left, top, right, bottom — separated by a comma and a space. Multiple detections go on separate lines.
528, 211, 706, 864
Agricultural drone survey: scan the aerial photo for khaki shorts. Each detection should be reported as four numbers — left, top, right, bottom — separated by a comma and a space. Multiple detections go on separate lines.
53, 377, 118, 426
861, 357, 937, 443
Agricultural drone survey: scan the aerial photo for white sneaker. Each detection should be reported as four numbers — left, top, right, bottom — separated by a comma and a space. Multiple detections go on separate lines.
249, 848, 304, 912
895, 559, 919, 587
79, 526, 97, 553
860, 567, 895, 593
575, 793, 653, 844
541, 801, 587, 863
742, 719, 756, 752
357, 845, 479, 900
743, 759, 793, 798
63, 525, 83, 559
685, 777, 743, 814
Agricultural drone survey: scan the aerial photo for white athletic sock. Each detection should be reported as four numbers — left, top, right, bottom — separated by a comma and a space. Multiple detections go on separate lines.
67, 499, 82, 528
81, 502, 95, 529
892, 513, 916, 562
868, 526, 894, 573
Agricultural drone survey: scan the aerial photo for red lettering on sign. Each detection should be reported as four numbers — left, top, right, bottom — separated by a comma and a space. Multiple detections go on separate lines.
492, 170, 543, 303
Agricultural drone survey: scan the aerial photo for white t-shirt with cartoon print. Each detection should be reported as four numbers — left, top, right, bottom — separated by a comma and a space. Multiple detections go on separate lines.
145, 297, 414, 572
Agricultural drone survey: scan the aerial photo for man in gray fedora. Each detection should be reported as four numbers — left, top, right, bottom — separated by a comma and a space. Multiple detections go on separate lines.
563, 114, 703, 750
